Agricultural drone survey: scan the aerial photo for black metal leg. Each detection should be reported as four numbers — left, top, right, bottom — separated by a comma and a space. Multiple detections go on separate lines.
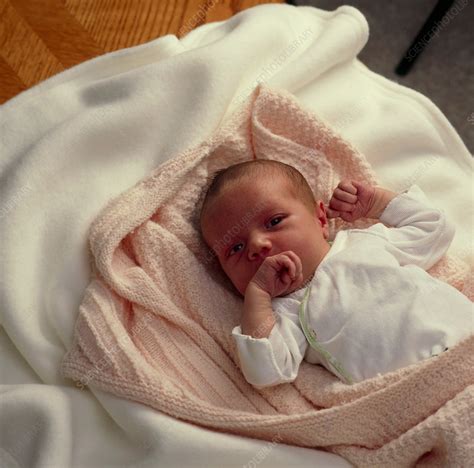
395, 0, 455, 76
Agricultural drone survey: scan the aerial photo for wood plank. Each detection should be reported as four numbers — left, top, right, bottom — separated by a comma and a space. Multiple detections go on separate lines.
11, 0, 103, 66
0, 0, 64, 88
0, 54, 26, 102
0, 0, 283, 104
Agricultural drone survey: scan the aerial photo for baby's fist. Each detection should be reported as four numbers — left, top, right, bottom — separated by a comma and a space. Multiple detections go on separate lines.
327, 179, 376, 223
249, 251, 303, 298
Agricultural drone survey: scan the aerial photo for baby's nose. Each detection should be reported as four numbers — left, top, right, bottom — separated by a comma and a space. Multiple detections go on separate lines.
248, 235, 272, 260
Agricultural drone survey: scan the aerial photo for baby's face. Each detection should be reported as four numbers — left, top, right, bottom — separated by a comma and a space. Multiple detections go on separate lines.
201, 175, 330, 297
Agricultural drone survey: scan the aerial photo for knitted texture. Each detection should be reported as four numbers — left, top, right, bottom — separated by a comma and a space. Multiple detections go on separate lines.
60, 83, 474, 466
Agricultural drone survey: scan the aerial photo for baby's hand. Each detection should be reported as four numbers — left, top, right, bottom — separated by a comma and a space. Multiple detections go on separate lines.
248, 251, 304, 298
326, 179, 376, 222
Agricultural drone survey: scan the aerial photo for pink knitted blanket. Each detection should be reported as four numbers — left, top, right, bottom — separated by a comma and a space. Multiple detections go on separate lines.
60, 83, 474, 466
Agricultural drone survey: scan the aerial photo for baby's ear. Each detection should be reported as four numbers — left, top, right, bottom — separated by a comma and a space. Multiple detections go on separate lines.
315, 200, 328, 216
318, 203, 333, 237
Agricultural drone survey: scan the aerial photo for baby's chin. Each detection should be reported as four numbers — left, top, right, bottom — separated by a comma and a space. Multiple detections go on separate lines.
286, 271, 314, 295
275, 276, 307, 297
278, 284, 302, 297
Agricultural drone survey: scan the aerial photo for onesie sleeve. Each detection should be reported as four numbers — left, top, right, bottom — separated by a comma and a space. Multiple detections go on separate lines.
366, 184, 455, 270
231, 302, 308, 388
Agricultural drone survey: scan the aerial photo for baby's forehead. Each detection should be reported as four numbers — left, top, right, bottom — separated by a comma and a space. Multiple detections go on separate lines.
215, 188, 283, 213
229, 173, 291, 197
201, 173, 295, 223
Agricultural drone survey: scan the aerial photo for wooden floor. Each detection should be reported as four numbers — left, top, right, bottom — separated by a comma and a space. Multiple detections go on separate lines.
0, 0, 282, 104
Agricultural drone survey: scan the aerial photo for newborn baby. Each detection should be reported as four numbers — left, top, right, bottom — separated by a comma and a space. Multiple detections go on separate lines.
199, 159, 473, 386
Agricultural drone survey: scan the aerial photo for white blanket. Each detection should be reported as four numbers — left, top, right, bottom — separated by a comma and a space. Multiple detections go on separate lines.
1, 3, 472, 467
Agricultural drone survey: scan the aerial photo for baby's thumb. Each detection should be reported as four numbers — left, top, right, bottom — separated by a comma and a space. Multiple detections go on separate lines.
326, 207, 340, 219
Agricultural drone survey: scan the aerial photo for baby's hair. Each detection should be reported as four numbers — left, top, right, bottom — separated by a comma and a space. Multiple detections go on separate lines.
199, 159, 316, 230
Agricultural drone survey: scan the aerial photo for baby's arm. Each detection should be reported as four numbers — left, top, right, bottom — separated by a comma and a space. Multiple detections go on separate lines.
232, 252, 308, 388
232, 298, 308, 388
328, 180, 456, 270
241, 282, 275, 338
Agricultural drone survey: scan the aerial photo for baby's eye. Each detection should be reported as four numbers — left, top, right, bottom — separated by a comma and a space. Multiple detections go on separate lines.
229, 243, 243, 256
268, 216, 283, 227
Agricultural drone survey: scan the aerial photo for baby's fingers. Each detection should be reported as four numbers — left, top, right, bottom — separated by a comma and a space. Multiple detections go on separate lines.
333, 187, 358, 204
284, 251, 303, 278
329, 197, 354, 214
277, 253, 296, 280
337, 180, 357, 195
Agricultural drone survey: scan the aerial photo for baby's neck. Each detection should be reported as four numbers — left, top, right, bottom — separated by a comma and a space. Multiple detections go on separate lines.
293, 270, 316, 293
292, 241, 332, 294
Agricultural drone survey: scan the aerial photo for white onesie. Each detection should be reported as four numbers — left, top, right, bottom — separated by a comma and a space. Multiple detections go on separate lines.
231, 184, 473, 387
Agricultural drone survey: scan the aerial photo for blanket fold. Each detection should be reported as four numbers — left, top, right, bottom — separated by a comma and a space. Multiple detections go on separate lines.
60, 83, 473, 467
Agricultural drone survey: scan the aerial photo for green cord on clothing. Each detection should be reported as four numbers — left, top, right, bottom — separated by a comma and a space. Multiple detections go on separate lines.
298, 282, 354, 385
